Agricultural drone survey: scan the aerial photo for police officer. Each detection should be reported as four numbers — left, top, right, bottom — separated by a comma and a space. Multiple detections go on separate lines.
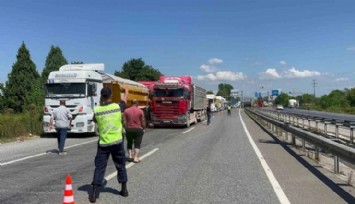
89, 88, 128, 203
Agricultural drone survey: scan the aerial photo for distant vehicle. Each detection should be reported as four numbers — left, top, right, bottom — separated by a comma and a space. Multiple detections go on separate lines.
276, 105, 284, 110
288, 99, 298, 108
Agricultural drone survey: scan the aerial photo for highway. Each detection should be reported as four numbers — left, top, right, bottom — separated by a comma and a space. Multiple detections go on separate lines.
1, 109, 354, 204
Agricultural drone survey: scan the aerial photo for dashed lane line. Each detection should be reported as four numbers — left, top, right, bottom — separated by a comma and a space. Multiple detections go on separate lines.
105, 148, 159, 181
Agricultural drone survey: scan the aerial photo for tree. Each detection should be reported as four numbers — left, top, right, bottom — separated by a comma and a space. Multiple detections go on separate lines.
0, 83, 4, 112
274, 93, 290, 106
41, 46, 68, 82
216, 83, 233, 99
206, 90, 214, 94
346, 88, 355, 107
114, 58, 162, 81
3, 42, 39, 112
25, 78, 44, 110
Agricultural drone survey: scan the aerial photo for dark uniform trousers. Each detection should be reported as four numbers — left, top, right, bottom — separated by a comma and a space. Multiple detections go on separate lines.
92, 142, 128, 186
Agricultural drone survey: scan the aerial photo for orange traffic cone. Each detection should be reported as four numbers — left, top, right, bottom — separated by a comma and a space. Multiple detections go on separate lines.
63, 174, 75, 204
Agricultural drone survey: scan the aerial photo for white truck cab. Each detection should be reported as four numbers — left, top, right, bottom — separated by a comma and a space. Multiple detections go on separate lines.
43, 64, 104, 134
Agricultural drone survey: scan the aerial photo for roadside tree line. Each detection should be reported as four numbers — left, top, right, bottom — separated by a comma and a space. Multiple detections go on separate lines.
274, 89, 355, 114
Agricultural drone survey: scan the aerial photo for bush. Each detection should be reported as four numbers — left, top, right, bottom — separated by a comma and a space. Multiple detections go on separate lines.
0, 110, 42, 142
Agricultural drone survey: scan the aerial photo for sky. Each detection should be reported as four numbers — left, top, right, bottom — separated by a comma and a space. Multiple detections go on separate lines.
1, 0, 355, 97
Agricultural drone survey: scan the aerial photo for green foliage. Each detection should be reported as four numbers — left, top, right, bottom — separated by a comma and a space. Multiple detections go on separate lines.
25, 78, 45, 110
114, 58, 162, 81
0, 83, 4, 112
0, 111, 42, 142
2, 42, 39, 112
41, 45, 68, 82
206, 90, 214, 94
216, 83, 233, 99
345, 88, 355, 107
274, 93, 290, 106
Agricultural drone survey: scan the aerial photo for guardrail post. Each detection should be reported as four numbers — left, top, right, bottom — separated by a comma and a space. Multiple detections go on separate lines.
308, 119, 311, 129
285, 131, 288, 142
297, 117, 299, 127
335, 124, 339, 139
302, 118, 305, 129
324, 122, 329, 135
291, 133, 295, 145
302, 139, 306, 150
351, 127, 354, 144
315, 146, 319, 160
334, 156, 340, 174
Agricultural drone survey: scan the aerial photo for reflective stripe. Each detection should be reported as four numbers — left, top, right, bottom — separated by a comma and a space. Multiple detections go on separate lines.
65, 184, 72, 190
95, 108, 120, 116
63, 196, 74, 203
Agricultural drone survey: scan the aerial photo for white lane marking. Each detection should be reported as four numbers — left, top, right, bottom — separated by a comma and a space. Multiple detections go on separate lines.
64, 139, 98, 149
0, 139, 98, 166
182, 127, 195, 134
105, 148, 159, 181
239, 109, 290, 204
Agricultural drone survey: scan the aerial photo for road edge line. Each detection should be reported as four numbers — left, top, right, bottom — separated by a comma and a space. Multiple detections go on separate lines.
239, 109, 290, 204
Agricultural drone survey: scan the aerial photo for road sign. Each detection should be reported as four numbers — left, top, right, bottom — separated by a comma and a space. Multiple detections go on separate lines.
272, 90, 279, 96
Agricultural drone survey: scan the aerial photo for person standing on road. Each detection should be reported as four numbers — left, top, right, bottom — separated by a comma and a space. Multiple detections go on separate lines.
227, 105, 232, 116
123, 99, 146, 163
49, 100, 72, 155
90, 88, 128, 203
206, 104, 212, 125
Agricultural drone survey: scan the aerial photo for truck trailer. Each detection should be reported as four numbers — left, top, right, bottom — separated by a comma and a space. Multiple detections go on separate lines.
143, 76, 207, 127
43, 63, 150, 134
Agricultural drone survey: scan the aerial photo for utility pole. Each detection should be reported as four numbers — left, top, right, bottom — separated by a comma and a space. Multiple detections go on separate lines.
312, 79, 317, 97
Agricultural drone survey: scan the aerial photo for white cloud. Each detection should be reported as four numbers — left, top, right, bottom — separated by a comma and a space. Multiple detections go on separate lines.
280, 61, 287, 65
208, 58, 223, 65
346, 47, 355, 51
259, 68, 282, 79
197, 71, 245, 81
335, 77, 348, 82
283, 67, 321, 78
200, 64, 216, 73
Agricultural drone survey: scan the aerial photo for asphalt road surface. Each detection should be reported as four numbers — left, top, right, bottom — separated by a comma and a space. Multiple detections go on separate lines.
1, 109, 354, 204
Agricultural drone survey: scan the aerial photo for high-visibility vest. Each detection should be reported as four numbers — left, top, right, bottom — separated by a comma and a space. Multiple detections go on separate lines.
94, 103, 123, 145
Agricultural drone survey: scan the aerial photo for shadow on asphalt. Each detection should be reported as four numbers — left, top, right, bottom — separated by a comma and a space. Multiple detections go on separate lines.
251, 117, 355, 203
78, 184, 121, 200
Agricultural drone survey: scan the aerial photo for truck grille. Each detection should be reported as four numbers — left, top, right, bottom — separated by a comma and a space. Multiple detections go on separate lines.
155, 101, 179, 119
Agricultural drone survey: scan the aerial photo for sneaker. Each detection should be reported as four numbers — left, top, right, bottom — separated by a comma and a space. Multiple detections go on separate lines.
59, 151, 67, 155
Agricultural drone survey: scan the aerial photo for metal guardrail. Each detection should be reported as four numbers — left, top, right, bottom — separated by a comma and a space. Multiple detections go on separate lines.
257, 109, 355, 144
245, 108, 355, 173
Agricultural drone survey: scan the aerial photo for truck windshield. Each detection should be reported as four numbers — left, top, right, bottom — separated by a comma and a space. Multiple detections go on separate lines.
46, 83, 86, 97
154, 88, 184, 97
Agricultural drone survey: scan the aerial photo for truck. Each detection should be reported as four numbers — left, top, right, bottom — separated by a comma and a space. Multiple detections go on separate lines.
206, 94, 217, 112
43, 63, 150, 134
143, 76, 207, 127
288, 99, 298, 108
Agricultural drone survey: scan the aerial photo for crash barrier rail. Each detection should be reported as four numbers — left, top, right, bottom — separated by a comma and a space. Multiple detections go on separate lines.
244, 108, 355, 174
256, 109, 355, 144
